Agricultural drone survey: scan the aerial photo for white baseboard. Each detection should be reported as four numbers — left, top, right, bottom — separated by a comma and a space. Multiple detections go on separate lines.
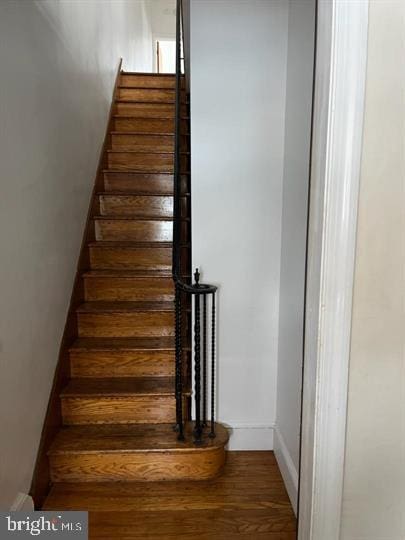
224, 423, 274, 450
10, 492, 34, 512
273, 425, 299, 514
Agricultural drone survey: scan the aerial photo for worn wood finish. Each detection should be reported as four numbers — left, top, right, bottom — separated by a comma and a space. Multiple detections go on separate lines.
120, 74, 175, 89
61, 395, 177, 425
88, 242, 189, 272
49, 423, 228, 482
111, 133, 174, 151
43, 452, 297, 539
61, 376, 177, 396
50, 445, 225, 483
115, 101, 177, 118
118, 87, 175, 102
99, 194, 174, 217
89, 242, 172, 270
104, 171, 174, 193
49, 423, 225, 454
77, 312, 175, 338
69, 336, 183, 379
77, 302, 175, 338
60, 377, 182, 425
114, 116, 176, 133
94, 217, 174, 242
70, 350, 175, 378
83, 272, 174, 302
115, 101, 188, 118
103, 152, 188, 175
103, 171, 188, 195
107, 150, 174, 173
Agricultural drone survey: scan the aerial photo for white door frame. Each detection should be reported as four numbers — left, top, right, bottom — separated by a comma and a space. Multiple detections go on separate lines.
298, 1, 369, 539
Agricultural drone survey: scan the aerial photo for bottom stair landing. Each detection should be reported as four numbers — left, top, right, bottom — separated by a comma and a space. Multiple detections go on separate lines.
43, 452, 297, 540
48, 422, 229, 482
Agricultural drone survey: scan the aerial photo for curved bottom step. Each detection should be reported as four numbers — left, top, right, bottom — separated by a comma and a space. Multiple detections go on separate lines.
48, 422, 228, 482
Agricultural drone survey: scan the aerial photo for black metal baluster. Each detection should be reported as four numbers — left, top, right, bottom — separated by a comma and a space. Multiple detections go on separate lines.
202, 293, 207, 427
174, 284, 184, 440
193, 269, 202, 444
209, 291, 216, 438
172, 0, 220, 446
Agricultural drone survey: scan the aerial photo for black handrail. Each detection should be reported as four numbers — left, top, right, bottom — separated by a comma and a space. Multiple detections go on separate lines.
172, 0, 218, 444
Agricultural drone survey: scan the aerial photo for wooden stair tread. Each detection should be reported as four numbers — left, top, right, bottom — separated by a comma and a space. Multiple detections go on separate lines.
115, 100, 175, 104
121, 72, 176, 77
61, 377, 177, 397
88, 241, 190, 247
103, 170, 174, 175
118, 86, 175, 90
110, 131, 174, 136
83, 270, 173, 278
107, 149, 175, 155
106, 149, 189, 155
104, 171, 190, 176
99, 191, 175, 195
48, 423, 228, 455
94, 215, 188, 221
103, 169, 190, 176
70, 337, 177, 352
98, 192, 189, 197
88, 241, 174, 248
77, 301, 174, 313
114, 115, 190, 120
114, 100, 188, 105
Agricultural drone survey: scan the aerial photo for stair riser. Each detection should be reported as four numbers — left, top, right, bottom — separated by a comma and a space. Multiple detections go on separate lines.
108, 154, 189, 173
99, 195, 188, 218
70, 350, 175, 378
120, 75, 175, 89
114, 118, 176, 134
49, 447, 226, 482
107, 152, 174, 173
94, 219, 173, 242
61, 396, 176, 424
95, 220, 189, 242
104, 173, 173, 194
111, 133, 174, 151
89, 246, 172, 270
77, 312, 175, 338
115, 102, 187, 118
100, 195, 173, 217
118, 88, 175, 102
103, 172, 188, 194
89, 246, 189, 272
84, 277, 174, 302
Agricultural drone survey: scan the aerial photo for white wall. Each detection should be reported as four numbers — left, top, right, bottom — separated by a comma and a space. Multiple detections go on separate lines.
146, 0, 176, 39
341, 1, 405, 538
190, 0, 289, 449
0, 0, 152, 509
145, 0, 176, 72
275, 0, 315, 511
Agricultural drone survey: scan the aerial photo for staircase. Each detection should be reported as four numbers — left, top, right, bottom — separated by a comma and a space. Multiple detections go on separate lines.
34, 71, 228, 506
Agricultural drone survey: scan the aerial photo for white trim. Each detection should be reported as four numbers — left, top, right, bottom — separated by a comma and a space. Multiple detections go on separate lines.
153, 34, 176, 74
274, 425, 299, 515
224, 423, 275, 451
298, 1, 369, 539
10, 492, 34, 512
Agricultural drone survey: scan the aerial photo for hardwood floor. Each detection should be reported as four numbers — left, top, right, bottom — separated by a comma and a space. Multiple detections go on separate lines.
43, 451, 297, 539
